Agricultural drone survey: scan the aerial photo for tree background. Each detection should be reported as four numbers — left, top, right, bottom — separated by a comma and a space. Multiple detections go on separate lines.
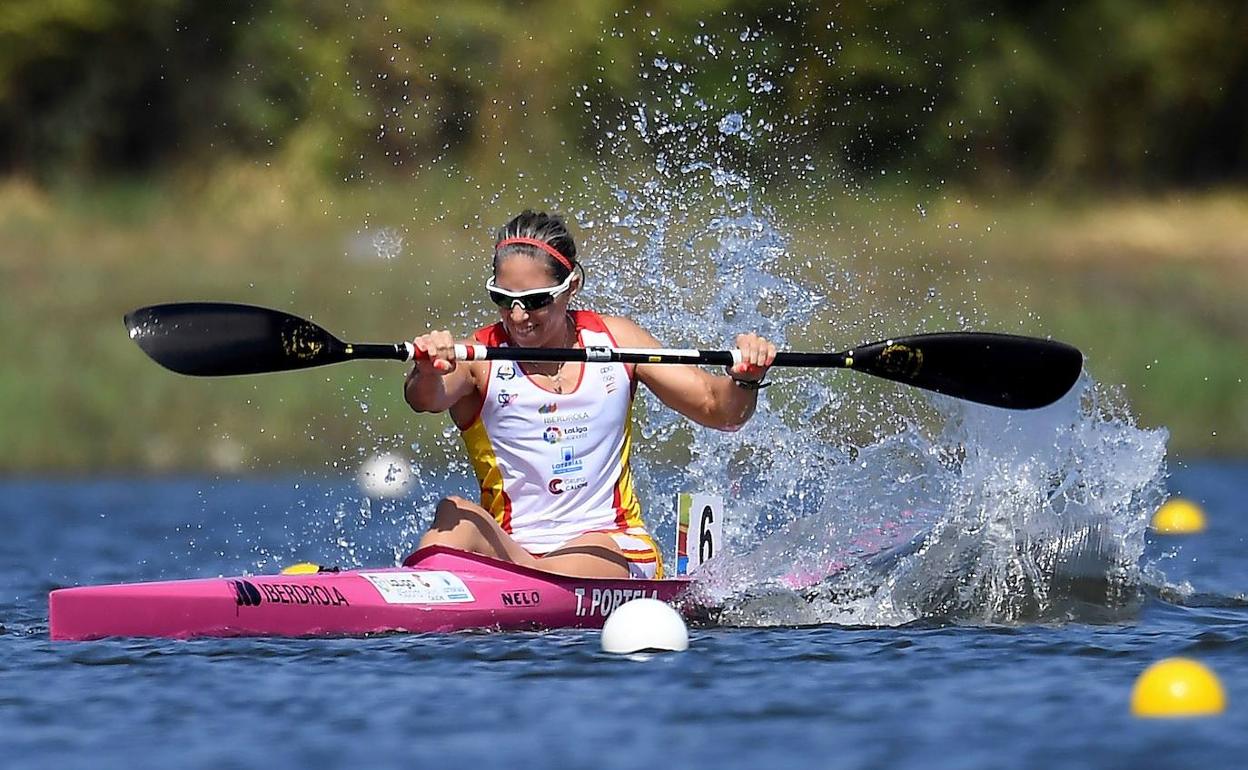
4, 1, 1244, 187
2, 0, 1246, 470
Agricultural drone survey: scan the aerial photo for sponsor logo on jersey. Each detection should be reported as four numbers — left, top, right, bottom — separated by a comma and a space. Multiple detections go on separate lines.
538, 402, 558, 414
543, 424, 587, 444
601, 366, 618, 394
495, 364, 517, 380
497, 391, 516, 407
551, 446, 583, 475
542, 410, 591, 425
548, 476, 588, 494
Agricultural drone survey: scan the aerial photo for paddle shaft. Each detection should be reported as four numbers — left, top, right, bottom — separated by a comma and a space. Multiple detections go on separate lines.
367, 342, 847, 368
386, 338, 1063, 381
452, 344, 820, 368
351, 343, 831, 368
125, 302, 1084, 409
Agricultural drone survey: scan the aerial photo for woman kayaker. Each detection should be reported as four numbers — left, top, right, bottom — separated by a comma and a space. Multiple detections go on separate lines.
405, 210, 775, 579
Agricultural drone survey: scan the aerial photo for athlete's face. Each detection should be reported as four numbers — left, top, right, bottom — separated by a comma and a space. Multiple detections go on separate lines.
492, 256, 579, 346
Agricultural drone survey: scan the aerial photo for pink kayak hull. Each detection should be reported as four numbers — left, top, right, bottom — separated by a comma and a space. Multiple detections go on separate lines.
49, 545, 691, 641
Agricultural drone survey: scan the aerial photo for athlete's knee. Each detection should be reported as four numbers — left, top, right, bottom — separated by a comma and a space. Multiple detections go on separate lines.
436, 494, 473, 511
430, 496, 490, 529
574, 532, 621, 551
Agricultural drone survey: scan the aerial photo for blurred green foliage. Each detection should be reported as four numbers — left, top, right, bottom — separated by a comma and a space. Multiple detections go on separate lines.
2, 0, 1245, 186
1, 173, 1244, 470
2, 2, 1246, 470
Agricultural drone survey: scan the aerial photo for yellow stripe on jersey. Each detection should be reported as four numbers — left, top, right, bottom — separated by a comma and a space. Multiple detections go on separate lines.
612, 401, 645, 532
461, 418, 510, 527
609, 529, 664, 579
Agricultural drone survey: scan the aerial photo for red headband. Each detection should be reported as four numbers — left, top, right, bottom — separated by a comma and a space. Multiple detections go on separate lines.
495, 237, 574, 272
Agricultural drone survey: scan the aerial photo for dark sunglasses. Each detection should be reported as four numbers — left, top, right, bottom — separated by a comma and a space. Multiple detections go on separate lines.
485, 274, 575, 311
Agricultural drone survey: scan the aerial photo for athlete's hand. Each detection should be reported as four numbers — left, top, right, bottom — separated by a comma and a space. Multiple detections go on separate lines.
728, 332, 777, 382
412, 331, 458, 374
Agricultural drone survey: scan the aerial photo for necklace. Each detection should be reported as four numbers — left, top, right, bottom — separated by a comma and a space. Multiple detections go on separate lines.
550, 363, 567, 394
530, 315, 577, 394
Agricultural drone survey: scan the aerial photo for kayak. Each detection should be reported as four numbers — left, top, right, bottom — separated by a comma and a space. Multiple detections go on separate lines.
49, 545, 691, 641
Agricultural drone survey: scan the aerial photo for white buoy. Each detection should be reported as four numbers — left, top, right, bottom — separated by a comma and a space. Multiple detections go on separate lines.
600, 598, 689, 654
358, 453, 414, 498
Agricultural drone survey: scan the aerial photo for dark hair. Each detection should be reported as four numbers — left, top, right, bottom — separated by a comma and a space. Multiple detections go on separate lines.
493, 210, 578, 281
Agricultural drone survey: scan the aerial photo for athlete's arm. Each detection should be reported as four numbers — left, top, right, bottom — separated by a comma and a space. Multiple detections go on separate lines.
603, 316, 775, 431
404, 331, 479, 413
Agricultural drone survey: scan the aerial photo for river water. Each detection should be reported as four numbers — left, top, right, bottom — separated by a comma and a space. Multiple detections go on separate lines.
5, 15, 1242, 768
1, 462, 1245, 769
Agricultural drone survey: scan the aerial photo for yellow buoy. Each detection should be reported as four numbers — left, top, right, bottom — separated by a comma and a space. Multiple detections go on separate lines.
1131, 658, 1226, 717
280, 562, 322, 575
1151, 498, 1206, 534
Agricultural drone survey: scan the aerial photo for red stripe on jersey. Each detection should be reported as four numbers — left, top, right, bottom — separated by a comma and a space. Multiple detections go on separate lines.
499, 489, 513, 533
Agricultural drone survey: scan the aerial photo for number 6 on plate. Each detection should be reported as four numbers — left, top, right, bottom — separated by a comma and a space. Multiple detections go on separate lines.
676, 492, 724, 576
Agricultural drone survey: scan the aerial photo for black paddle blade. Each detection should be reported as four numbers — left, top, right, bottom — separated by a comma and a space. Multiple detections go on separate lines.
124, 303, 349, 376
846, 332, 1083, 410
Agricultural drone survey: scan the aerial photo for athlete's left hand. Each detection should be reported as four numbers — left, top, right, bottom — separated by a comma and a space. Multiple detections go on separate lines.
728, 332, 777, 382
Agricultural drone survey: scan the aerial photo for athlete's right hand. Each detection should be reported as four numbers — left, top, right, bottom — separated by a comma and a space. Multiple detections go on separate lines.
412, 331, 458, 374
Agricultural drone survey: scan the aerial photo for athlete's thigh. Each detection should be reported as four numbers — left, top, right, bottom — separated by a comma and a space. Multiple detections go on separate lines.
536, 532, 631, 578
424, 496, 539, 567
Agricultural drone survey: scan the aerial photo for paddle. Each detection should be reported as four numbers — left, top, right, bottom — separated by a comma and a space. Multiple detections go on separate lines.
124, 302, 1083, 409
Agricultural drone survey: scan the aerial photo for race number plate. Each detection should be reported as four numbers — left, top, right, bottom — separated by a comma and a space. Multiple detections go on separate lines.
676, 492, 723, 576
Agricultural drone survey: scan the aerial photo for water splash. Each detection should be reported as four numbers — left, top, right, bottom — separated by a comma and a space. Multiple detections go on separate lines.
308, 13, 1171, 630
717, 112, 745, 136
563, 26, 1169, 627
692, 377, 1167, 626
372, 227, 405, 260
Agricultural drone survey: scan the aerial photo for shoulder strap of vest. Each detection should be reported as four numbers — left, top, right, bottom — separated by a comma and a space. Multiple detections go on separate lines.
473, 322, 510, 346
570, 309, 615, 339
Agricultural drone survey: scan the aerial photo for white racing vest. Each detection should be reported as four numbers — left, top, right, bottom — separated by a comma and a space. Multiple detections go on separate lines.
461, 311, 647, 553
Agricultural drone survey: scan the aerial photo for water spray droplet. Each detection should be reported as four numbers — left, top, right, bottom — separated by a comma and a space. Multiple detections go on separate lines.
718, 112, 744, 136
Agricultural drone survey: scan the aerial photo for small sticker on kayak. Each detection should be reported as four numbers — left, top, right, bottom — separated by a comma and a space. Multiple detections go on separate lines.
359, 571, 475, 604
